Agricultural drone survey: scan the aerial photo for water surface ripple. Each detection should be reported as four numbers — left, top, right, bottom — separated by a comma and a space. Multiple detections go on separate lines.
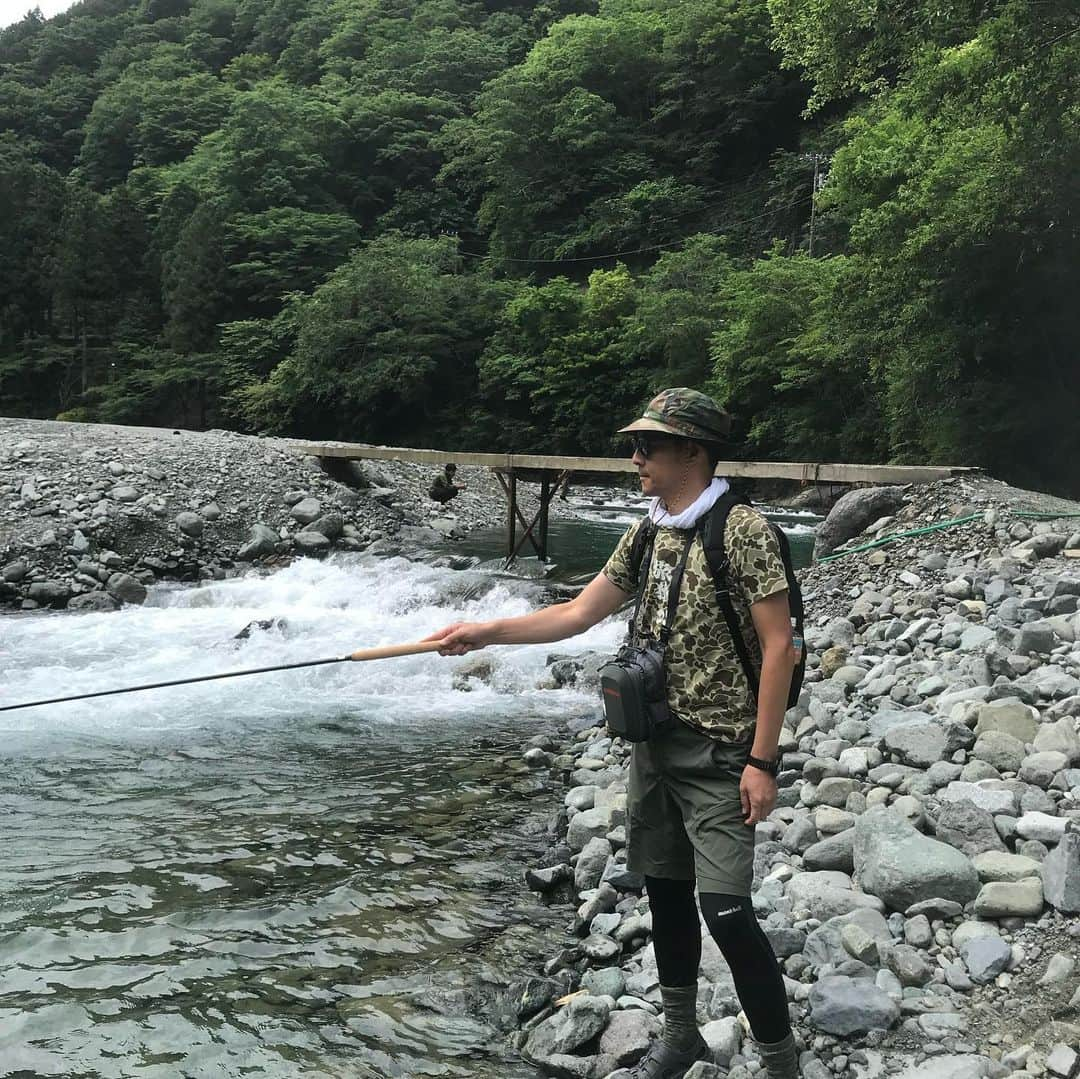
0, 553, 622, 1078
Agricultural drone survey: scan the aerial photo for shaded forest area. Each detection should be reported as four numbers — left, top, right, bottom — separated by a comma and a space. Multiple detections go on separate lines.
1, 0, 1078, 493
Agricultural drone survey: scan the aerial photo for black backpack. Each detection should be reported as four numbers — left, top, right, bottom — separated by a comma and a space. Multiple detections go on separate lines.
628, 492, 806, 709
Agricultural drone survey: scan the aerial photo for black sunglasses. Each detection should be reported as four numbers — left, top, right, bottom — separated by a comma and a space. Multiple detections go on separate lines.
628, 433, 682, 459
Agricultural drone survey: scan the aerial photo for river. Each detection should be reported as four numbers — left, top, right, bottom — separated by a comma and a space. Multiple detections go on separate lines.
0, 505, 819, 1078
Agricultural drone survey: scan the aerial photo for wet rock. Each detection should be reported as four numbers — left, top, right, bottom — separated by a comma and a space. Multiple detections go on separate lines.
67, 591, 120, 612
523, 994, 613, 1062
27, 580, 71, 607
293, 531, 331, 551
105, 572, 147, 605
237, 523, 280, 561
526, 865, 573, 893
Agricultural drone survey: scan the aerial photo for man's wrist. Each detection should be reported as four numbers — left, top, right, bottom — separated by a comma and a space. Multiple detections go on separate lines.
746, 754, 779, 777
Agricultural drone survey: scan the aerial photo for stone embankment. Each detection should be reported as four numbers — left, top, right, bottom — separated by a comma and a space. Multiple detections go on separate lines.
0, 417, 544, 612
510, 474, 1080, 1079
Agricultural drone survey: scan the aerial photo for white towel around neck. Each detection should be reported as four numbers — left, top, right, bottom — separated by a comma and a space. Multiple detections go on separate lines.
648, 476, 730, 529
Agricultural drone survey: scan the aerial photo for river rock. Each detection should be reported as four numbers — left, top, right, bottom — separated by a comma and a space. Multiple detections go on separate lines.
937, 781, 1016, 815
786, 871, 884, 919
884, 721, 947, 768
289, 497, 322, 524
972, 730, 1026, 773
2, 560, 27, 582
1018, 750, 1069, 787
1033, 718, 1080, 762
893, 1055, 993, 1079
523, 993, 612, 1061
854, 806, 980, 911
237, 523, 280, 561
1041, 832, 1080, 912
27, 580, 71, 607
932, 800, 1006, 858
567, 807, 613, 853
808, 975, 899, 1034
175, 511, 204, 537
304, 512, 344, 541
971, 851, 1041, 883
106, 572, 147, 605
1015, 811, 1069, 843
803, 908, 892, 971
961, 936, 1012, 983
598, 1009, 659, 1067
814, 487, 905, 560
973, 877, 1044, 917
67, 591, 120, 612
294, 531, 331, 551
575, 836, 612, 892
802, 829, 856, 873
974, 698, 1039, 742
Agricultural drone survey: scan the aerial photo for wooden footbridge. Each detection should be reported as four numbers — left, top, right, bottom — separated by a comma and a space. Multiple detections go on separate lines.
292, 439, 977, 566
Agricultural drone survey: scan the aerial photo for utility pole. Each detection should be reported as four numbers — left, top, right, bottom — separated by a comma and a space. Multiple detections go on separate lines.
808, 153, 821, 257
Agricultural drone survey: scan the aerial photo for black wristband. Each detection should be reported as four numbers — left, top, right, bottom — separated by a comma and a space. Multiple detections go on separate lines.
746, 754, 779, 776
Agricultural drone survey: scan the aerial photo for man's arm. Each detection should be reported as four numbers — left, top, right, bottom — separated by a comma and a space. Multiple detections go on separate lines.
740, 590, 797, 824
424, 570, 629, 655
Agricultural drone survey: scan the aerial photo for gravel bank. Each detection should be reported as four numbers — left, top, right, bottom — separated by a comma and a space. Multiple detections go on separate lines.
0, 418, 552, 612
509, 474, 1080, 1079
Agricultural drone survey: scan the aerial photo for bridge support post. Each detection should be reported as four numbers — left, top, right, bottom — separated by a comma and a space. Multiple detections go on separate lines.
496, 468, 569, 567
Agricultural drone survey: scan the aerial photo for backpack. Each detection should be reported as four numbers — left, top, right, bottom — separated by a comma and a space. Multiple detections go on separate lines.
628, 492, 806, 709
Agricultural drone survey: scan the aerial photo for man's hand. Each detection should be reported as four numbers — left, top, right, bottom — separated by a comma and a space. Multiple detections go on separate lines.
422, 621, 491, 656
740, 765, 777, 825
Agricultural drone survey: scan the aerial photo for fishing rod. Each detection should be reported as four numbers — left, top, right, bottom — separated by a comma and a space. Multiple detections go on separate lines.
0, 640, 444, 713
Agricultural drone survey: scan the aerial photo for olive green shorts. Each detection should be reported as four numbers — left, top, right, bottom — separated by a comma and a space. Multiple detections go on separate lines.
626, 718, 755, 896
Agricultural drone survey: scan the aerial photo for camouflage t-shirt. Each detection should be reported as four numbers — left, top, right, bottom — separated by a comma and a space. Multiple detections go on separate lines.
602, 505, 789, 742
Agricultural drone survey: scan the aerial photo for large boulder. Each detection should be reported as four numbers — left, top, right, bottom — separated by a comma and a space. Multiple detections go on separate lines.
237, 523, 280, 561
814, 486, 906, 560
854, 806, 980, 911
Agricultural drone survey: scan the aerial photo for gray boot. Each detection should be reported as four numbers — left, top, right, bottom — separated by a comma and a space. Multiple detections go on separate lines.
755, 1031, 799, 1079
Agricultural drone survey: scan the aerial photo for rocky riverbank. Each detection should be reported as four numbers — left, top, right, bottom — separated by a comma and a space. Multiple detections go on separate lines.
511, 474, 1080, 1079
0, 417, 552, 612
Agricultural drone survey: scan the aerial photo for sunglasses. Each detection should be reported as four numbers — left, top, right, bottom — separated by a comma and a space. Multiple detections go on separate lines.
628, 433, 682, 459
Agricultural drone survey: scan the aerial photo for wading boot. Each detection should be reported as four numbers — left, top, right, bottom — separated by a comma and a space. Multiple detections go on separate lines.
629, 1033, 711, 1079
755, 1031, 799, 1079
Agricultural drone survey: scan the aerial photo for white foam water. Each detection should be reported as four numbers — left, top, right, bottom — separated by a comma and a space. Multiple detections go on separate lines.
0, 553, 624, 743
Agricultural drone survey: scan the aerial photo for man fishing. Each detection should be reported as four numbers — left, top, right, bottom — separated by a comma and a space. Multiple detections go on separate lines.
425, 388, 800, 1079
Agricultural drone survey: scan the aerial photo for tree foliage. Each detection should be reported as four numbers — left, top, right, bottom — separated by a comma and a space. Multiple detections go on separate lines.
0, 0, 1077, 494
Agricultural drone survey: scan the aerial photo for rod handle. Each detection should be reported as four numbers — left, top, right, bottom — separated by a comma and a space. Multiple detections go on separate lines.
348, 640, 445, 662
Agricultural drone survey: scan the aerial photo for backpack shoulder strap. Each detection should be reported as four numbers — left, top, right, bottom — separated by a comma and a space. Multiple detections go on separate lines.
628, 516, 656, 586
699, 493, 760, 698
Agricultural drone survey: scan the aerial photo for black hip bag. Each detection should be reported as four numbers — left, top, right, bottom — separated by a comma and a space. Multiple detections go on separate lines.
599, 527, 692, 742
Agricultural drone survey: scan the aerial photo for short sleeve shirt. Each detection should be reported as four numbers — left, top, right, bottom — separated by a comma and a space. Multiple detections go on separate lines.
602, 505, 789, 742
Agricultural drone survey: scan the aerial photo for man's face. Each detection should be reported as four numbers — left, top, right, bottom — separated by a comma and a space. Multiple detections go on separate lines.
629, 434, 689, 498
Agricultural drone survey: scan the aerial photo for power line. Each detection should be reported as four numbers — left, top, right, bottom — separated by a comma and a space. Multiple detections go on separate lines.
457, 194, 814, 265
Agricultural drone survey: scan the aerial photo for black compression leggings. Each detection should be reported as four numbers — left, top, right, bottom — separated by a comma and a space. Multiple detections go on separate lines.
645, 875, 791, 1044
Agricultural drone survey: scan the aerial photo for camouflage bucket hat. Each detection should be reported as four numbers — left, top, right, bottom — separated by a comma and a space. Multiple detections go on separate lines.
617, 387, 731, 442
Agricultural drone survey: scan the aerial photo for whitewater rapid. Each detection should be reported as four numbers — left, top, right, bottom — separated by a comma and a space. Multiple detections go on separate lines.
0, 552, 625, 743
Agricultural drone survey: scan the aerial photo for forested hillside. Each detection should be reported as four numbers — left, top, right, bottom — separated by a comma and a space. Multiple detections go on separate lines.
1, 0, 1077, 493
